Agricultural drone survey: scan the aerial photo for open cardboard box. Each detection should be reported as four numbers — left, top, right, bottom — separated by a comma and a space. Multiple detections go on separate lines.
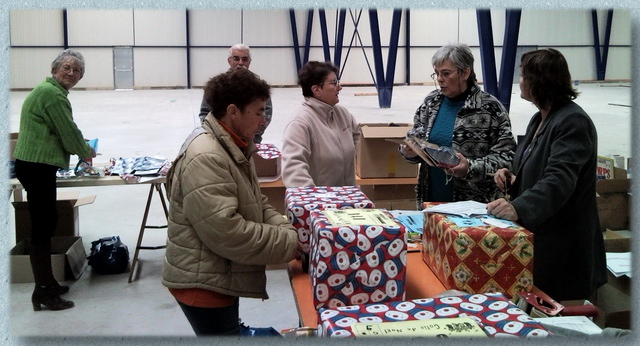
596, 166, 630, 231
9, 236, 87, 283
13, 190, 96, 244
356, 123, 418, 178
595, 229, 632, 329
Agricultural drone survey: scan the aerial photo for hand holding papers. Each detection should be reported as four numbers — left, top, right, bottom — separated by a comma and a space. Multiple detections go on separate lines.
404, 135, 461, 168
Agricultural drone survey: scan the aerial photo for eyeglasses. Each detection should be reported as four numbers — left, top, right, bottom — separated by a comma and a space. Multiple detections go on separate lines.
320, 79, 340, 86
231, 56, 251, 62
431, 69, 460, 81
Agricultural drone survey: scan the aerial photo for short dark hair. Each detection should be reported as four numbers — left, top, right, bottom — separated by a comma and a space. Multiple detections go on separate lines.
204, 69, 270, 119
520, 48, 578, 110
298, 61, 339, 97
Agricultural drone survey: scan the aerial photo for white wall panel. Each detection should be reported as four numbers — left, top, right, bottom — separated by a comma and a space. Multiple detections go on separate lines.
134, 48, 187, 88
72, 48, 115, 89
10, 9, 64, 46
9, 8, 632, 89
189, 48, 235, 87
410, 10, 460, 46
10, 48, 61, 90
189, 9, 242, 46
247, 48, 298, 86
134, 9, 186, 46
67, 9, 134, 46
243, 10, 293, 46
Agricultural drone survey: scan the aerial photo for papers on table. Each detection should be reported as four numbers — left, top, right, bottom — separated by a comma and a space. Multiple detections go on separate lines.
533, 316, 602, 337
424, 201, 488, 218
388, 210, 424, 234
606, 252, 632, 278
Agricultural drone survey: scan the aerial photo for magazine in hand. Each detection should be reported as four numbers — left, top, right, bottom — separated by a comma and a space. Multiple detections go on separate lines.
404, 135, 461, 168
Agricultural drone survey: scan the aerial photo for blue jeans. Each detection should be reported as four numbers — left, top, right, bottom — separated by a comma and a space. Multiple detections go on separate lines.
177, 298, 240, 336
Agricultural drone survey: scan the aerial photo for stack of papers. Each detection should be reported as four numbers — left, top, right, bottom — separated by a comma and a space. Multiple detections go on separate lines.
424, 201, 488, 218
605, 252, 632, 278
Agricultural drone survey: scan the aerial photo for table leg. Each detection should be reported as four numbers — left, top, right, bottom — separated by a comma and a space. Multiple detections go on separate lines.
128, 183, 168, 283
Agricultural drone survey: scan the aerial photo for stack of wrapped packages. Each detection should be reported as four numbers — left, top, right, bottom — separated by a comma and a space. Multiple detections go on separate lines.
285, 186, 375, 270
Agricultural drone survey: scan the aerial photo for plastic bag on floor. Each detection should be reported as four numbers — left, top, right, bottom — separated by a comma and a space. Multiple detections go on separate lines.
87, 236, 130, 274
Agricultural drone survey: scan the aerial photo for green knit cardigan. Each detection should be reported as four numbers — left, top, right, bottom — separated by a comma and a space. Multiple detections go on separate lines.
14, 77, 92, 169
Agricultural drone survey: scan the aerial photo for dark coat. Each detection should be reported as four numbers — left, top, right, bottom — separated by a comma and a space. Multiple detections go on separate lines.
510, 101, 607, 301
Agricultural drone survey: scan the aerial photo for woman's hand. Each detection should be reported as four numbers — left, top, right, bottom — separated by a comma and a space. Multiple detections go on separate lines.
84, 147, 97, 160
486, 198, 519, 221
400, 144, 418, 158
493, 168, 515, 196
441, 153, 468, 178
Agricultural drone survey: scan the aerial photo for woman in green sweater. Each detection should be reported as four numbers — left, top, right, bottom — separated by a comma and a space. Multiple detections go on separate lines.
14, 49, 96, 311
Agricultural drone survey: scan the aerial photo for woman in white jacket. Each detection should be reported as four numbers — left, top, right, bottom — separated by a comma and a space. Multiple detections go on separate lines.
281, 61, 360, 188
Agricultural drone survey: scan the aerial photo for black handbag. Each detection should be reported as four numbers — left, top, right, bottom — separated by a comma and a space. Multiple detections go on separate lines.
87, 236, 130, 274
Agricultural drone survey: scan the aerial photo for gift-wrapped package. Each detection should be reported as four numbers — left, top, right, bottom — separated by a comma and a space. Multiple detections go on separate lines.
318, 292, 551, 338
309, 208, 407, 310
422, 204, 534, 299
285, 186, 375, 254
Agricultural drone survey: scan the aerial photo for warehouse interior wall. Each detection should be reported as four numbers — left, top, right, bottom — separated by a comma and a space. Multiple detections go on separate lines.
8, 8, 631, 90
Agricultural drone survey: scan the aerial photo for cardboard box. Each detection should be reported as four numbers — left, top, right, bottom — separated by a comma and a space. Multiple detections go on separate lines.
356, 124, 418, 178
596, 167, 630, 231
13, 191, 96, 244
309, 209, 407, 310
9, 132, 18, 160
595, 229, 631, 329
253, 143, 280, 177
596, 155, 615, 179
9, 236, 88, 283
422, 206, 534, 299
318, 293, 551, 338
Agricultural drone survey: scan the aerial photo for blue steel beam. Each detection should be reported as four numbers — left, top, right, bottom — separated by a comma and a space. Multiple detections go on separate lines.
319, 9, 331, 62
476, 9, 498, 98
592, 9, 614, 81
497, 9, 521, 111
476, 9, 521, 112
289, 9, 303, 72
368, 8, 403, 108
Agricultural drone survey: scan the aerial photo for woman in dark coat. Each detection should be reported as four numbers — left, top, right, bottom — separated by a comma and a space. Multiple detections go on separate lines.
487, 48, 607, 301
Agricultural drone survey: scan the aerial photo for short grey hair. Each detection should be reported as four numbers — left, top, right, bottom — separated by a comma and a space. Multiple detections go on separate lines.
228, 43, 251, 58
51, 49, 85, 77
432, 43, 477, 85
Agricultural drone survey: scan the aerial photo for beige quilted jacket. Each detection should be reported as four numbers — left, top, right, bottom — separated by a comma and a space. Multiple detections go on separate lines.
162, 115, 298, 299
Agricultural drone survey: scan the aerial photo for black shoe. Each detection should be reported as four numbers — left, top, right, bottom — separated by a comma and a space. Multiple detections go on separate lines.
239, 323, 282, 337
52, 281, 70, 295
32, 285, 74, 311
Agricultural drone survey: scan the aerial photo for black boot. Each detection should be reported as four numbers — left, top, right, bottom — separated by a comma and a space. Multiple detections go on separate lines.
29, 243, 74, 311
32, 285, 74, 311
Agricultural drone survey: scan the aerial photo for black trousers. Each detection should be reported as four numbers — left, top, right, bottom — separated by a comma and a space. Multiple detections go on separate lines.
177, 298, 241, 336
14, 159, 59, 247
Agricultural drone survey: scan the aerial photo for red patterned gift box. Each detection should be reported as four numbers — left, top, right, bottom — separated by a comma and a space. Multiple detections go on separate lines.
421, 206, 534, 299
285, 186, 375, 254
318, 293, 551, 338
309, 209, 407, 310
253, 143, 281, 177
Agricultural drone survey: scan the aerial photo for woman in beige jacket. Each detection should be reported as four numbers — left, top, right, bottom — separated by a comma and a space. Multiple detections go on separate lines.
281, 61, 360, 187
162, 69, 299, 336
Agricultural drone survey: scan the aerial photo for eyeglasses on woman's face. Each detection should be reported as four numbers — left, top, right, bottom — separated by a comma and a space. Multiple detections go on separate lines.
319, 79, 340, 86
431, 69, 460, 81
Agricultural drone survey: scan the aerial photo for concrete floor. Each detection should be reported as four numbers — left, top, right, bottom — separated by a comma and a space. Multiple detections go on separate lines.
4, 82, 633, 341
